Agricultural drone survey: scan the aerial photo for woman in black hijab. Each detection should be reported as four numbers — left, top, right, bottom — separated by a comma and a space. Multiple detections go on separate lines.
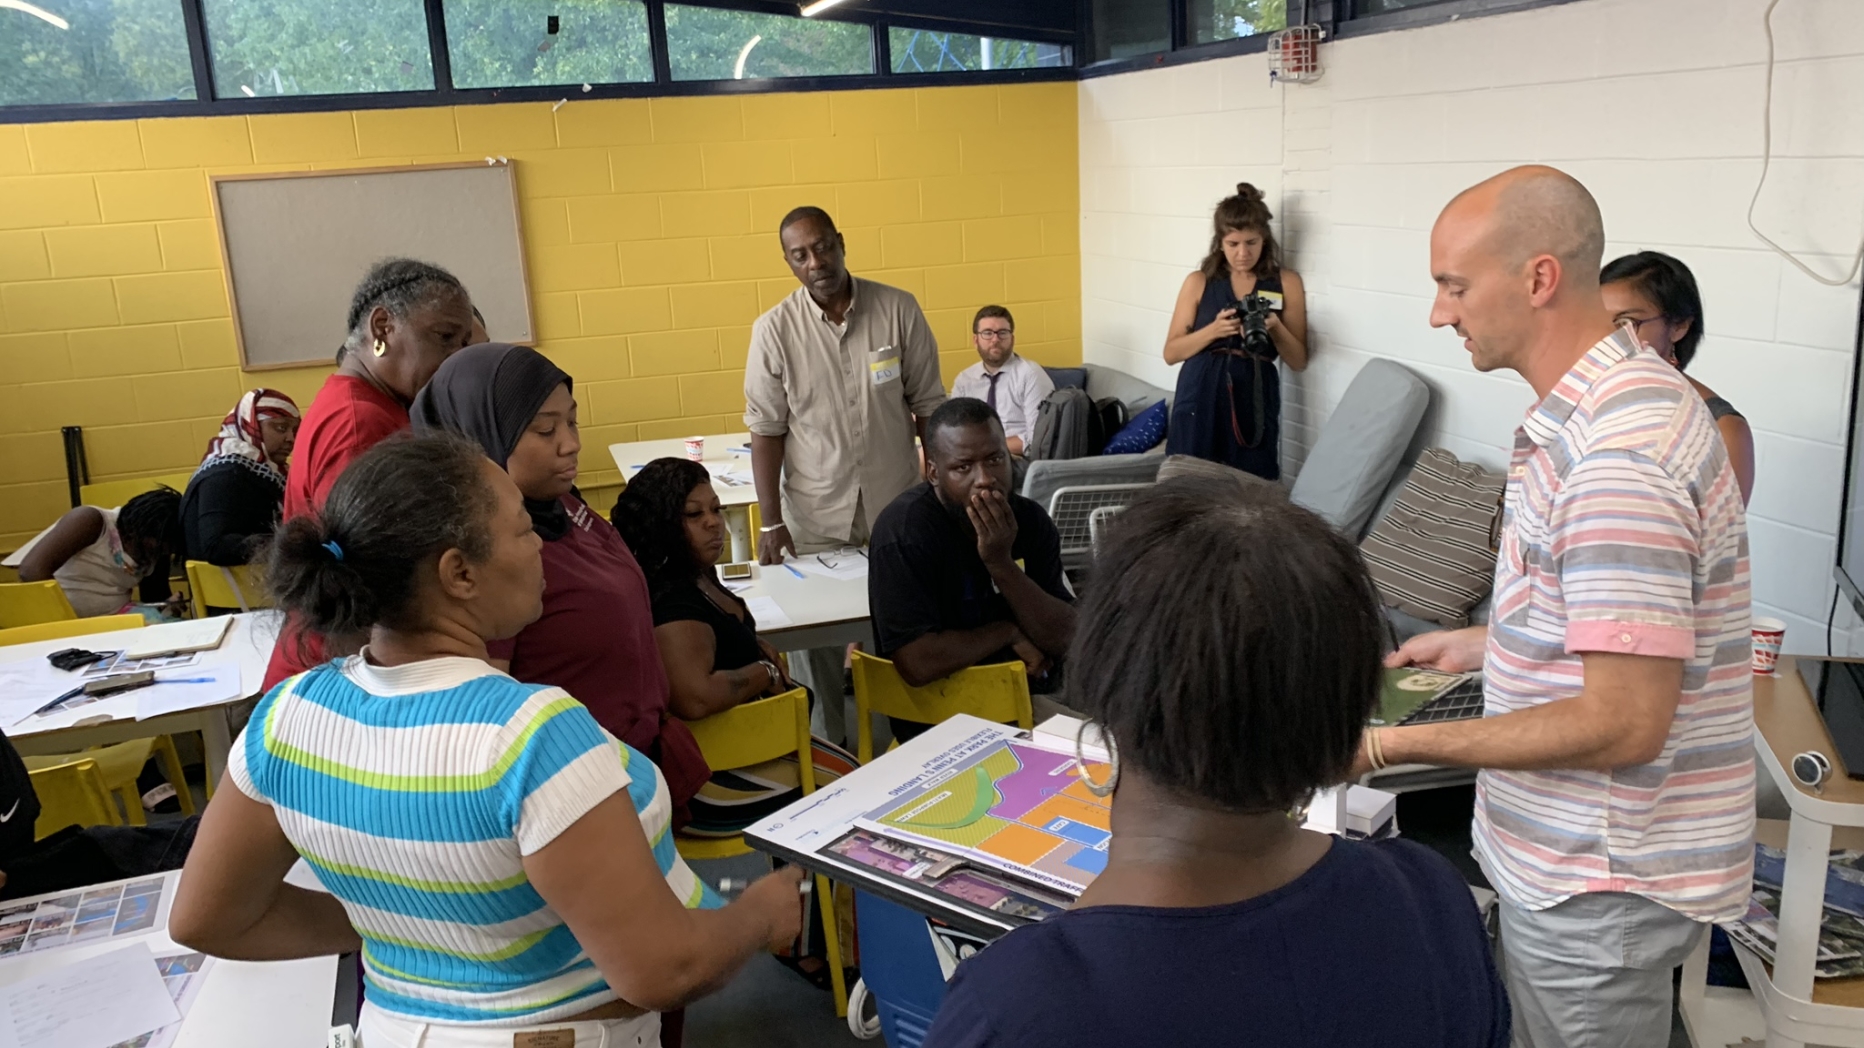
411, 344, 709, 822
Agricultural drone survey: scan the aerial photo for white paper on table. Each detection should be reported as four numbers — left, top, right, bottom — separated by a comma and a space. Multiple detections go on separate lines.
743, 596, 793, 629
134, 666, 244, 720
705, 469, 757, 489
0, 941, 181, 1048
0, 662, 86, 728
791, 556, 868, 582
722, 581, 752, 594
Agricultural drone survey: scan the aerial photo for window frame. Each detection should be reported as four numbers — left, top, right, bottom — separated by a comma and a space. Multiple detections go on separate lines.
0, 0, 1077, 123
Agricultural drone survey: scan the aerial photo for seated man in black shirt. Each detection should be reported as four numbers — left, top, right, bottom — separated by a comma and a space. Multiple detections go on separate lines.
868, 397, 1076, 740
0, 729, 196, 900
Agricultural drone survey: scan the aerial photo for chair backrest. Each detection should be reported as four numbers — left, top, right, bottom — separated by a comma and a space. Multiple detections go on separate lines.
185, 561, 268, 617
0, 613, 144, 647
0, 580, 78, 630
681, 687, 815, 794
77, 471, 195, 513
851, 651, 1033, 763
1047, 483, 1150, 560
30, 757, 122, 839
1288, 358, 1430, 541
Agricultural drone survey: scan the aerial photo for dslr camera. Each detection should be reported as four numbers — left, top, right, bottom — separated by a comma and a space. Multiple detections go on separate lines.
1230, 290, 1274, 348
1227, 294, 1275, 351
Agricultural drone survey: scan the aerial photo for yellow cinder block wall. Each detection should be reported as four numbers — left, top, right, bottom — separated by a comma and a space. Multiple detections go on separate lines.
0, 83, 1082, 550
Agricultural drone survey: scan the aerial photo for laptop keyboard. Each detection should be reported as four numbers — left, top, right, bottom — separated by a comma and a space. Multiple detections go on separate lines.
1400, 676, 1488, 725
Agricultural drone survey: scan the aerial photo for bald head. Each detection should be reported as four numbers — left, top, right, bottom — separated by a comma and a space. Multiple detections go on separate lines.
1443, 165, 1604, 285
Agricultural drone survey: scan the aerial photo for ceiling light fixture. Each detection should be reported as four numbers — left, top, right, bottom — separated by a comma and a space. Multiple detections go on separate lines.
0, 0, 70, 29
799, 0, 850, 16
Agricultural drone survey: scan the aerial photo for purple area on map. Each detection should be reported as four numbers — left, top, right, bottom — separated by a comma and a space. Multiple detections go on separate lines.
989, 743, 1081, 821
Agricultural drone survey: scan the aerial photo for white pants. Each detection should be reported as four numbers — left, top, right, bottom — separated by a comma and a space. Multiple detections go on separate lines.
784, 494, 870, 748
358, 1003, 660, 1048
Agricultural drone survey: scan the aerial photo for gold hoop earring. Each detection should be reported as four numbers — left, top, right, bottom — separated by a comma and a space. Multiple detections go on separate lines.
372, 338, 387, 358
1075, 720, 1119, 798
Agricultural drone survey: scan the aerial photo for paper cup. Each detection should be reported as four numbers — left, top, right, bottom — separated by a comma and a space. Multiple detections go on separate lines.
684, 436, 705, 462
1752, 616, 1787, 675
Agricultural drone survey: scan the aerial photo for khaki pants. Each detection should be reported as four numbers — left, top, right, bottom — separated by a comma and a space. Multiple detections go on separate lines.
782, 496, 869, 748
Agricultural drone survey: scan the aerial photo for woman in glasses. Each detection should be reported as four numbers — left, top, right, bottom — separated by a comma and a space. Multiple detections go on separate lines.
1602, 251, 1754, 503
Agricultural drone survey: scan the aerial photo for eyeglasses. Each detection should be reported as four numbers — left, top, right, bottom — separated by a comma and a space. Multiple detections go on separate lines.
1618, 313, 1671, 333
974, 329, 1014, 341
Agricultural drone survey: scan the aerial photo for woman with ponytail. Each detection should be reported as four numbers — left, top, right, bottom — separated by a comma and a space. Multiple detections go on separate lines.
170, 434, 803, 1048
1162, 183, 1308, 481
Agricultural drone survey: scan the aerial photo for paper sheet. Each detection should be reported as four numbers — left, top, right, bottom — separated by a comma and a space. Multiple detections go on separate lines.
706, 469, 757, 489
0, 942, 180, 1048
743, 596, 793, 629
134, 666, 244, 721
791, 556, 868, 582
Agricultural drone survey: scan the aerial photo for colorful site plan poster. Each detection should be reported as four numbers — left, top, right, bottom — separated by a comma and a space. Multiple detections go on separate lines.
856, 739, 1112, 895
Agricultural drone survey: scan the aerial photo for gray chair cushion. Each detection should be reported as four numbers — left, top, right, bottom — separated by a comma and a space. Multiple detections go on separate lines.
1021, 451, 1164, 509
1288, 359, 1430, 541
1360, 448, 1506, 629
1083, 363, 1171, 415
1044, 367, 1088, 391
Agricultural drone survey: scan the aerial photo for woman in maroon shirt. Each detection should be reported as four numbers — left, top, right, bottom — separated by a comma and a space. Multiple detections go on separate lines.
410, 344, 708, 819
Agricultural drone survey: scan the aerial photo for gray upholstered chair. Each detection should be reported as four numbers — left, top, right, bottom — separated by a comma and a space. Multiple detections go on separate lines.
1287, 358, 1431, 542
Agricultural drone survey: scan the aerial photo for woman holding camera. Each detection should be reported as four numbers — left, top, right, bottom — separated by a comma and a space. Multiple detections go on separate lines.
1163, 183, 1308, 481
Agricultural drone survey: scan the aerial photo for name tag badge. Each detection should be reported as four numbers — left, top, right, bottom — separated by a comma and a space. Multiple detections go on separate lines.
1256, 289, 1285, 310
513, 1031, 575, 1048
870, 346, 901, 386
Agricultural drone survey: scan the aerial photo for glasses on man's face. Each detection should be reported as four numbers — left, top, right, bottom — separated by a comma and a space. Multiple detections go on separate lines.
975, 329, 1014, 342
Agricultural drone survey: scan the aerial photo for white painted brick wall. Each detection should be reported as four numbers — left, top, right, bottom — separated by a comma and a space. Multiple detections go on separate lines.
1079, 0, 1864, 653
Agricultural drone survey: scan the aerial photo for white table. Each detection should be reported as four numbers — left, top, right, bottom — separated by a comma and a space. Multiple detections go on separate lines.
0, 870, 343, 1048
734, 558, 872, 652
610, 432, 760, 562
0, 612, 279, 791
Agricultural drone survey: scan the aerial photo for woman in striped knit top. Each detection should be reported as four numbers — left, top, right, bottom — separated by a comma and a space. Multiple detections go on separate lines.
168, 434, 802, 1048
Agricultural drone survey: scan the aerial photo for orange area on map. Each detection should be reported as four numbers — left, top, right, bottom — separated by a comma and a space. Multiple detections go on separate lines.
980, 821, 1066, 865
1020, 792, 1112, 833
1061, 776, 1109, 804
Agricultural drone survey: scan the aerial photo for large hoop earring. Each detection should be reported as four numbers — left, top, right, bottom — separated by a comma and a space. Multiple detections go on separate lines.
372, 338, 387, 358
1075, 720, 1119, 798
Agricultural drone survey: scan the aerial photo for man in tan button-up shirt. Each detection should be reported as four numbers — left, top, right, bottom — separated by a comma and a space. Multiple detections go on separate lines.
744, 207, 946, 563
744, 206, 945, 744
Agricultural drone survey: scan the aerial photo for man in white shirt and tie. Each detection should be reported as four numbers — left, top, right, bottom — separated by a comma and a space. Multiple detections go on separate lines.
950, 306, 1054, 457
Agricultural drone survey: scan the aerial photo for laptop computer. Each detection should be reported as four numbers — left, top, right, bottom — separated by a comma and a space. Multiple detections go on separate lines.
1372, 667, 1487, 727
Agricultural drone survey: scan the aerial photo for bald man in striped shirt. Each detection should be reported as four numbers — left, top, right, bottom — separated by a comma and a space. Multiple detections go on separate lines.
1362, 166, 1753, 1048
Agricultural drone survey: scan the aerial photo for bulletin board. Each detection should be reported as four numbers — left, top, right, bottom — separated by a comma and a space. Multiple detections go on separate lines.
210, 161, 534, 370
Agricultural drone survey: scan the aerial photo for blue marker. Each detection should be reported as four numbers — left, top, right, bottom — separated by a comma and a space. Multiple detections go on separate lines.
784, 564, 805, 579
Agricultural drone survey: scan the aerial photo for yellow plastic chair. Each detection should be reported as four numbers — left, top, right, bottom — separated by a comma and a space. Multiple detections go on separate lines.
0, 613, 143, 647
77, 471, 194, 512
851, 651, 1034, 764
0, 581, 78, 630
184, 561, 269, 617
1, 612, 197, 824
30, 757, 122, 839
24, 735, 195, 826
675, 688, 849, 1017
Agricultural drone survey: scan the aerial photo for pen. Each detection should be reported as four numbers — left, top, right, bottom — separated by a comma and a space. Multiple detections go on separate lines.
30, 686, 85, 718
784, 564, 805, 579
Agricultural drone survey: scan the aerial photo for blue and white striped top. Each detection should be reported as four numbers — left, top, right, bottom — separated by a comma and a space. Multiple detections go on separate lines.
229, 653, 720, 1025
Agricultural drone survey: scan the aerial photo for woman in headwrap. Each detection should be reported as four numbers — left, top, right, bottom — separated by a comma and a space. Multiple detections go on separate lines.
411, 344, 709, 825
180, 388, 301, 566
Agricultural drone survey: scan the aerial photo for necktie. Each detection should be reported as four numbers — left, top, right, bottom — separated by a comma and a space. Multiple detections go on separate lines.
985, 371, 1002, 411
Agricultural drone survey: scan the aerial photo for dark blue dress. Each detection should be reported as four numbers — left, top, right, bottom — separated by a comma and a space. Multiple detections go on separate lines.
1165, 269, 1284, 480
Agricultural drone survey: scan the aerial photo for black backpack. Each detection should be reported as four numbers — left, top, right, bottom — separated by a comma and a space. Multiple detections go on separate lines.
1091, 397, 1128, 454
1028, 388, 1096, 460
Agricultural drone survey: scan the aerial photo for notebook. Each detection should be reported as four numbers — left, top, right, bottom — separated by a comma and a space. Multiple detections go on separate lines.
1373, 667, 1486, 727
123, 617, 233, 660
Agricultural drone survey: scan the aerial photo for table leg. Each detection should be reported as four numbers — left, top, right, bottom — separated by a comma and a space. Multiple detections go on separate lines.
1773, 811, 1833, 1000
202, 708, 233, 799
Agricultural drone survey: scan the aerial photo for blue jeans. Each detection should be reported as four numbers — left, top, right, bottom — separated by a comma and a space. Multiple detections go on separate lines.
1497, 891, 1704, 1048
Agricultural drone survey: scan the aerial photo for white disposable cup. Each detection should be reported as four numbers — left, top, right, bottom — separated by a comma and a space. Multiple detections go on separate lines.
684, 436, 704, 462
1752, 616, 1787, 675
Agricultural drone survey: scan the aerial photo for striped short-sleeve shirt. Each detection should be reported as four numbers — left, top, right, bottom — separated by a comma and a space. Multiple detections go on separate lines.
1473, 327, 1754, 923
229, 654, 721, 1025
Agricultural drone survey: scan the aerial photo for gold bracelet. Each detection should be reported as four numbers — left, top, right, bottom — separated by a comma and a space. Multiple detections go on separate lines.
1366, 727, 1388, 772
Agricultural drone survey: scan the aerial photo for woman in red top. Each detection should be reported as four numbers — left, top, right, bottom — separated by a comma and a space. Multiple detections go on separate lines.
409, 344, 709, 821
263, 258, 477, 691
